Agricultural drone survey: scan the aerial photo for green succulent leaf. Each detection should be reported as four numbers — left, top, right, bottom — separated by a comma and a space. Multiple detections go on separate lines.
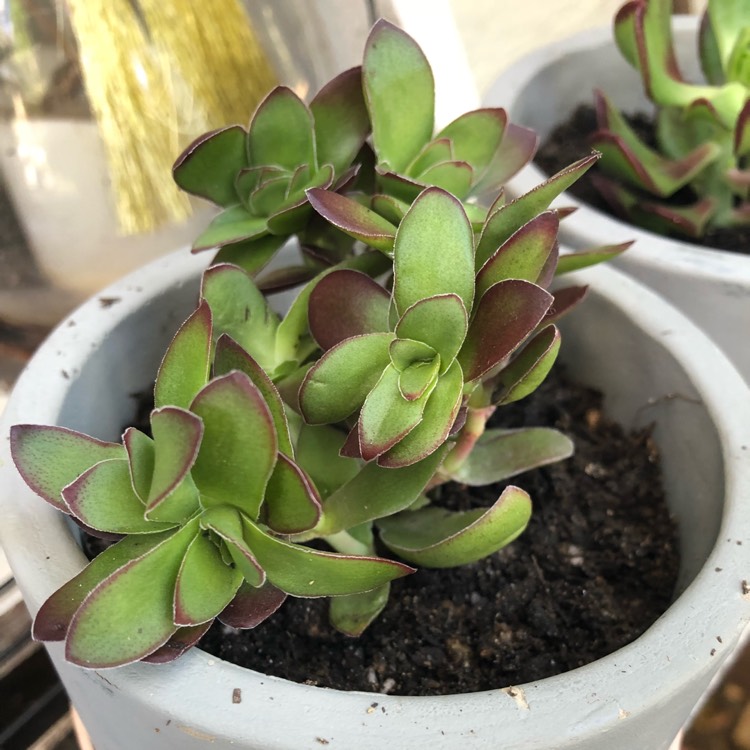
393, 187, 474, 315
306, 188, 398, 254
191, 372, 277, 518
145, 407, 202, 523
407, 138, 453, 175
243, 517, 414, 596
707, 0, 750, 73
735, 99, 750, 156
33, 533, 172, 642
418, 160, 474, 199
249, 176, 290, 217
377, 485, 532, 567
398, 358, 441, 401
65, 519, 199, 668
310, 66, 370, 174
200, 506, 265, 587
542, 286, 590, 328
62, 458, 176, 534
329, 583, 390, 636
316, 445, 447, 535
458, 280, 553, 383
213, 335, 293, 457
395, 294, 468, 373
555, 242, 633, 275
248, 86, 315, 171
476, 211, 559, 299
200, 263, 279, 372
389, 337, 438, 371
212, 234, 286, 278
218, 580, 287, 629
295, 424, 360, 499
10, 425, 124, 512
192, 205, 269, 252
450, 427, 573, 486
370, 193, 411, 225
154, 300, 212, 411
435, 109, 507, 173
308, 269, 391, 351
123, 427, 154, 502
364, 20, 434, 172
264, 453, 322, 534
493, 326, 561, 405
299, 332, 394, 424
476, 154, 599, 268
475, 122, 539, 197
172, 125, 248, 206
174, 531, 243, 626
358, 364, 429, 461
379, 360, 464, 468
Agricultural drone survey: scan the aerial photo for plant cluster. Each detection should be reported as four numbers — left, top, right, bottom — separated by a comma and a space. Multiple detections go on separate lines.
11, 21, 625, 668
591, 0, 750, 237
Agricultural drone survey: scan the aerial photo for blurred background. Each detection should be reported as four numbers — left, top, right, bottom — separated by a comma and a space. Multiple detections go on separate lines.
1, 1, 743, 748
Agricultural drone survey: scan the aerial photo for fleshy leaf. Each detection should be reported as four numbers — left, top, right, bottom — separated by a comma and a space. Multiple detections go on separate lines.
398, 359, 440, 401
476, 211, 559, 299
393, 187, 474, 315
458, 280, 553, 383
174, 532, 243, 626
200, 263, 279, 372
218, 581, 287, 629
435, 109, 507, 172
173, 125, 247, 206
371, 193, 411, 225
242, 518, 414, 597
308, 269, 391, 350
62, 459, 175, 534
316, 445, 447, 535
295, 424, 360, 499
555, 242, 633, 275
364, 20, 434, 173
190, 372, 277, 518
32, 533, 171, 642
310, 66, 370, 174
299, 332, 394, 425
493, 326, 561, 406
377, 485, 532, 567
154, 301, 212, 410
248, 87, 315, 170
263, 453, 322, 534
419, 160, 474, 199
192, 206, 269, 252
389, 337, 438, 372
476, 154, 599, 268
542, 286, 589, 327
407, 138, 453, 175
306, 188, 398, 254
395, 294, 468, 373
449, 427, 573, 486
10, 425, 124, 512
358, 364, 429, 461
141, 622, 212, 664
65, 520, 199, 668
329, 584, 390, 636
123, 427, 154, 502
379, 360, 464, 468
213, 335, 293, 457
475, 122, 539, 196
145, 407, 202, 523
212, 234, 285, 278
200, 506, 265, 587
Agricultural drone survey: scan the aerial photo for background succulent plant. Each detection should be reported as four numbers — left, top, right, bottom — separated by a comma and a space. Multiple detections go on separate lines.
591, 0, 750, 237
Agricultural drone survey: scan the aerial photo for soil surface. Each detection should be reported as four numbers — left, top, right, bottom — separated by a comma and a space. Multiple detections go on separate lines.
536, 104, 750, 255
198, 367, 679, 695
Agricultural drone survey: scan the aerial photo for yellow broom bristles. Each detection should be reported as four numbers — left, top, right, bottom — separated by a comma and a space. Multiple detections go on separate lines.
66, 0, 276, 235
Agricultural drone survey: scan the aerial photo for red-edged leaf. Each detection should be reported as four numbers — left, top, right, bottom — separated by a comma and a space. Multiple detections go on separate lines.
10, 425, 124, 512
218, 581, 287, 629
264, 453, 322, 534
542, 286, 589, 327
141, 622, 212, 664
309, 269, 391, 350
458, 280, 553, 382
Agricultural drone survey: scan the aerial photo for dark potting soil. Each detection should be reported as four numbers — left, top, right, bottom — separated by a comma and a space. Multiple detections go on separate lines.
196, 367, 679, 696
536, 103, 750, 255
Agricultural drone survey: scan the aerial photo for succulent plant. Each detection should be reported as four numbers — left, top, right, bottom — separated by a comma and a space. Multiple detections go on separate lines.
591, 0, 750, 237
11, 18, 631, 667
172, 67, 370, 279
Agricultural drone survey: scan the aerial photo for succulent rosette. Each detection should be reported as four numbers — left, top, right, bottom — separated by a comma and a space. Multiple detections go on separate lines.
591, 0, 750, 236
172, 67, 370, 276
